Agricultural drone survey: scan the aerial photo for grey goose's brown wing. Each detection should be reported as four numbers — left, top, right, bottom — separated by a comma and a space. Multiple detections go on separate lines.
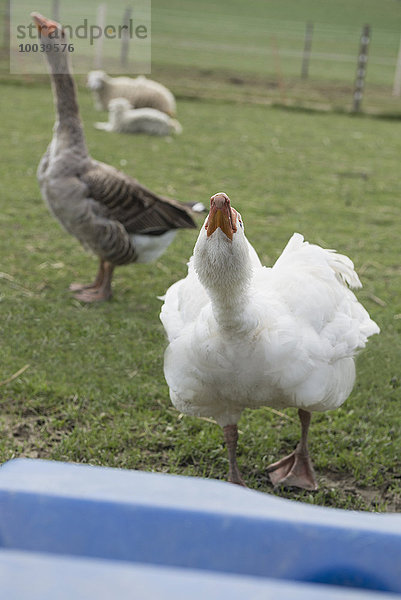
80, 161, 196, 235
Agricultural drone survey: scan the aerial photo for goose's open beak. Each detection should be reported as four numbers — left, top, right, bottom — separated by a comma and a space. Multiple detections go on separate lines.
205, 192, 237, 240
31, 12, 58, 36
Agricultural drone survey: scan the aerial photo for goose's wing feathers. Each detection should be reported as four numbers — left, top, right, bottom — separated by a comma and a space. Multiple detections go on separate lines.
273, 233, 361, 288
80, 161, 196, 235
255, 233, 380, 349
160, 256, 209, 342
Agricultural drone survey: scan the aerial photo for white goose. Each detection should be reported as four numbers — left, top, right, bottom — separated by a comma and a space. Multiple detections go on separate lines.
160, 192, 379, 490
32, 13, 197, 302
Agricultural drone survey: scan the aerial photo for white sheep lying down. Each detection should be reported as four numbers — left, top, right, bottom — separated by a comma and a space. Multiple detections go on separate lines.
95, 98, 182, 136
87, 71, 177, 116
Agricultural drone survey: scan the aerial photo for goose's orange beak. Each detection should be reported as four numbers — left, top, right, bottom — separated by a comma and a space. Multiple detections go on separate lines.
205, 192, 237, 240
31, 12, 59, 36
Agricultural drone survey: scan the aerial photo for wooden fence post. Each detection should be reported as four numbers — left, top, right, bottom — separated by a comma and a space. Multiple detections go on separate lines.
352, 24, 371, 112
271, 35, 287, 105
3, 0, 10, 50
301, 21, 314, 80
52, 0, 60, 23
120, 6, 132, 70
94, 3, 107, 70
392, 34, 401, 97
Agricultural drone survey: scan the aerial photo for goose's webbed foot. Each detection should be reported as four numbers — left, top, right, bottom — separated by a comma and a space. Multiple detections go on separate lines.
267, 448, 318, 491
73, 287, 112, 302
267, 409, 318, 491
70, 260, 114, 303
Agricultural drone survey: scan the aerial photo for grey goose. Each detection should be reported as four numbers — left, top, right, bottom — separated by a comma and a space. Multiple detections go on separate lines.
32, 13, 199, 302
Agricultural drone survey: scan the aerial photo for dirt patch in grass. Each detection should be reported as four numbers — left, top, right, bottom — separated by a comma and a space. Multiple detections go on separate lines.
2, 414, 66, 460
320, 471, 401, 513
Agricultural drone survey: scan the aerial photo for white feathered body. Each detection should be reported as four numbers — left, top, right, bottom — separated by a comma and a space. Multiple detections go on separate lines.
161, 231, 379, 427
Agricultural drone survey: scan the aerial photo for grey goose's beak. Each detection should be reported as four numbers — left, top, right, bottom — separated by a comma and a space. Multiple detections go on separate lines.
31, 12, 60, 37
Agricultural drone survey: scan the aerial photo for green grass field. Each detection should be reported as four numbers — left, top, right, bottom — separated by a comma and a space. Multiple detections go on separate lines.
0, 0, 400, 511
1, 79, 400, 511
151, 0, 401, 82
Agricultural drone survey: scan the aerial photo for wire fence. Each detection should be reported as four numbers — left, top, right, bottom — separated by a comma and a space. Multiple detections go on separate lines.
2, 0, 401, 114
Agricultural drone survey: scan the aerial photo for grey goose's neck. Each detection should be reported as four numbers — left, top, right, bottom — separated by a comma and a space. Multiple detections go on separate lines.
52, 72, 79, 121
48, 59, 87, 152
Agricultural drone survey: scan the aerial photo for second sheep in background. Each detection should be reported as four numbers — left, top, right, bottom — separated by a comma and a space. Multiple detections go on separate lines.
95, 99, 182, 136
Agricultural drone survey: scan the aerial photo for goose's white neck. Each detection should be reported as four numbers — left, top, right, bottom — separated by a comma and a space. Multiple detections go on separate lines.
194, 228, 252, 333
208, 286, 251, 333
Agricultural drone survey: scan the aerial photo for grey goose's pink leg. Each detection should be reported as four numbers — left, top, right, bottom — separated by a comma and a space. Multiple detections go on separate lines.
73, 261, 115, 302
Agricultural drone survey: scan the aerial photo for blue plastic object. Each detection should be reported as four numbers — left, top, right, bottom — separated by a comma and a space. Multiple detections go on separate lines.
0, 458, 400, 599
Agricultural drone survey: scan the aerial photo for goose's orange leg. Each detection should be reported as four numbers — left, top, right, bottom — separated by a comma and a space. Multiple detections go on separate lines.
69, 259, 105, 292
223, 424, 246, 487
72, 261, 115, 302
267, 409, 318, 491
